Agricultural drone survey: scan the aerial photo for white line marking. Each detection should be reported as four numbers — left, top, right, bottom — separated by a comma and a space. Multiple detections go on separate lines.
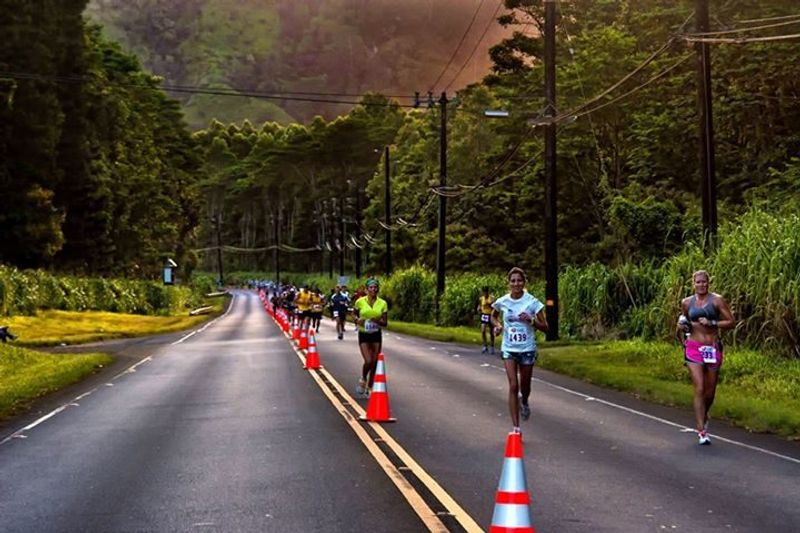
171, 293, 237, 345
533, 376, 800, 465
0, 299, 237, 446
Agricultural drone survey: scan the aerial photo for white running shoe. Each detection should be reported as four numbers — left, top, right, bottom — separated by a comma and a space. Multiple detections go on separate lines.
356, 379, 367, 395
698, 431, 711, 445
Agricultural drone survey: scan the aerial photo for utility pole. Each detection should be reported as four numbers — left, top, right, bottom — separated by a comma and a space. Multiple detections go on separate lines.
338, 196, 345, 276
696, 0, 717, 246
273, 208, 280, 286
213, 212, 225, 287
436, 92, 448, 325
384, 145, 392, 276
544, 0, 559, 341
355, 188, 362, 278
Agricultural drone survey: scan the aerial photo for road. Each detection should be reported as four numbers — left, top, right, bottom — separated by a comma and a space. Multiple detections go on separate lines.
1, 289, 798, 532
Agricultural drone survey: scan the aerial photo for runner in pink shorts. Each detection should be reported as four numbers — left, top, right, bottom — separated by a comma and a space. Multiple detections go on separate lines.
678, 270, 735, 445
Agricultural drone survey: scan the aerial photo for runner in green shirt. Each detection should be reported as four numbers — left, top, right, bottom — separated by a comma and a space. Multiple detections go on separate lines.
352, 277, 388, 397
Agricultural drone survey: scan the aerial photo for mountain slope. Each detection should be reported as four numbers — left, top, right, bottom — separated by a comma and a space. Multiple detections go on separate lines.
86, 0, 510, 129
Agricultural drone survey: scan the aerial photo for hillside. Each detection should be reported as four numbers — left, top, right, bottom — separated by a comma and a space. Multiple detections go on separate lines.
85, 0, 511, 129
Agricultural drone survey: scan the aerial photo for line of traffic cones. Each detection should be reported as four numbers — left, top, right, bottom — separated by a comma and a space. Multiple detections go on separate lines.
260, 293, 534, 533
489, 431, 535, 533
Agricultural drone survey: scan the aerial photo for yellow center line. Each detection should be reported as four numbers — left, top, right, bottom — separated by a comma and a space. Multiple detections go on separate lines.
282, 327, 483, 533
319, 366, 483, 533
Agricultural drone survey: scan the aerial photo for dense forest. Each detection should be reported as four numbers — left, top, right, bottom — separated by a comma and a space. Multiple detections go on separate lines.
2, 1, 799, 352
85, 0, 510, 128
0, 0, 201, 277
191, 0, 800, 275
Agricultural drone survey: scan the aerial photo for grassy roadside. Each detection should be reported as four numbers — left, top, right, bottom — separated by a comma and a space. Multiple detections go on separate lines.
0, 298, 227, 421
387, 321, 800, 439
0, 345, 112, 420
4, 300, 226, 347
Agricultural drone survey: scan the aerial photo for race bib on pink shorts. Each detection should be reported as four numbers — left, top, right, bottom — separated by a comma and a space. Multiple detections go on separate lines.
684, 339, 723, 368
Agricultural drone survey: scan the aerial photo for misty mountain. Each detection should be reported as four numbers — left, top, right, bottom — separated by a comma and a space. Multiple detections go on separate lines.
86, 0, 510, 129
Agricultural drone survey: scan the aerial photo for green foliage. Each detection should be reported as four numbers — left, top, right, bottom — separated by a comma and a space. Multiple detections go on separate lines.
377, 266, 436, 324
0, 264, 204, 317
559, 209, 800, 358
0, 7, 204, 278
439, 273, 507, 327
0, 344, 111, 420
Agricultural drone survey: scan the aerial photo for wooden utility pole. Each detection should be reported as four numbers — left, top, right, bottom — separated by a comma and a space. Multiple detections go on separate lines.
544, 0, 559, 340
436, 92, 448, 325
384, 146, 392, 276
696, 0, 717, 245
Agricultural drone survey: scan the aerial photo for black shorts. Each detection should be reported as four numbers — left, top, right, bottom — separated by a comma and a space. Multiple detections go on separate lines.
358, 330, 382, 345
332, 307, 347, 320
480, 313, 491, 324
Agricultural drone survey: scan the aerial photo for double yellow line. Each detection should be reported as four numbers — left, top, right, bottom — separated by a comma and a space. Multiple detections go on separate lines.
283, 328, 483, 533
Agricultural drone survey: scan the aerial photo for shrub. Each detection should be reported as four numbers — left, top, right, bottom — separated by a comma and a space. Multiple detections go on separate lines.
382, 265, 436, 323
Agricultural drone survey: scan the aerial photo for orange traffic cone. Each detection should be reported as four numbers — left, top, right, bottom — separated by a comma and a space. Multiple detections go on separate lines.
299, 327, 309, 350
305, 329, 321, 369
359, 352, 396, 422
489, 431, 535, 533
292, 322, 301, 342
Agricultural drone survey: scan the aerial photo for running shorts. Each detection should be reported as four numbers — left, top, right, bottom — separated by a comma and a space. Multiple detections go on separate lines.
501, 350, 538, 366
684, 339, 723, 369
358, 330, 382, 345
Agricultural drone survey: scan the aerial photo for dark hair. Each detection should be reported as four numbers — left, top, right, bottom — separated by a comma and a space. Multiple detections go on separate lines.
507, 266, 527, 282
481, 286, 489, 292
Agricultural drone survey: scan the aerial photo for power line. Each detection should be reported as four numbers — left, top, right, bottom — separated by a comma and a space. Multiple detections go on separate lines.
556, 53, 694, 123
443, 0, 505, 92
683, 32, 800, 44
687, 17, 800, 36
428, 0, 488, 92
0, 70, 421, 108
736, 13, 800, 25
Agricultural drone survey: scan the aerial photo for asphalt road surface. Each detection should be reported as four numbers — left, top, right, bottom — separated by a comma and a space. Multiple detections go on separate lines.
1, 289, 798, 532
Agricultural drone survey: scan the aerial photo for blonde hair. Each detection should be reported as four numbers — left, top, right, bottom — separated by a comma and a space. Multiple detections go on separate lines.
507, 267, 527, 282
692, 270, 710, 282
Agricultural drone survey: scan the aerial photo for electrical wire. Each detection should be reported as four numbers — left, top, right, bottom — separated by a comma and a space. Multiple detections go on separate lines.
433, 150, 542, 198
683, 32, 800, 44
686, 17, 800, 36
555, 53, 694, 123
0, 70, 421, 109
443, 0, 506, 92
736, 13, 800, 25
428, 0, 488, 92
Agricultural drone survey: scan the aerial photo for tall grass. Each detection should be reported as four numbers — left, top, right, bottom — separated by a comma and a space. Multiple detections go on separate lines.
230, 209, 799, 357
0, 265, 209, 317
561, 209, 800, 357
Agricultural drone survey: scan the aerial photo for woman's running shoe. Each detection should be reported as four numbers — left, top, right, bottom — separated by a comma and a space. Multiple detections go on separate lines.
698, 431, 711, 445
356, 378, 367, 395
520, 403, 531, 421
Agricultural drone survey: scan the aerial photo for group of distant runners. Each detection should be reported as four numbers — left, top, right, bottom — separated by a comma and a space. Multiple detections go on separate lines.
266, 266, 734, 446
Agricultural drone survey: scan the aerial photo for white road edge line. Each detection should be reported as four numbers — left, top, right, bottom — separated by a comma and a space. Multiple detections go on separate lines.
1, 295, 238, 446
171, 293, 237, 345
480, 360, 800, 464
531, 375, 800, 465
